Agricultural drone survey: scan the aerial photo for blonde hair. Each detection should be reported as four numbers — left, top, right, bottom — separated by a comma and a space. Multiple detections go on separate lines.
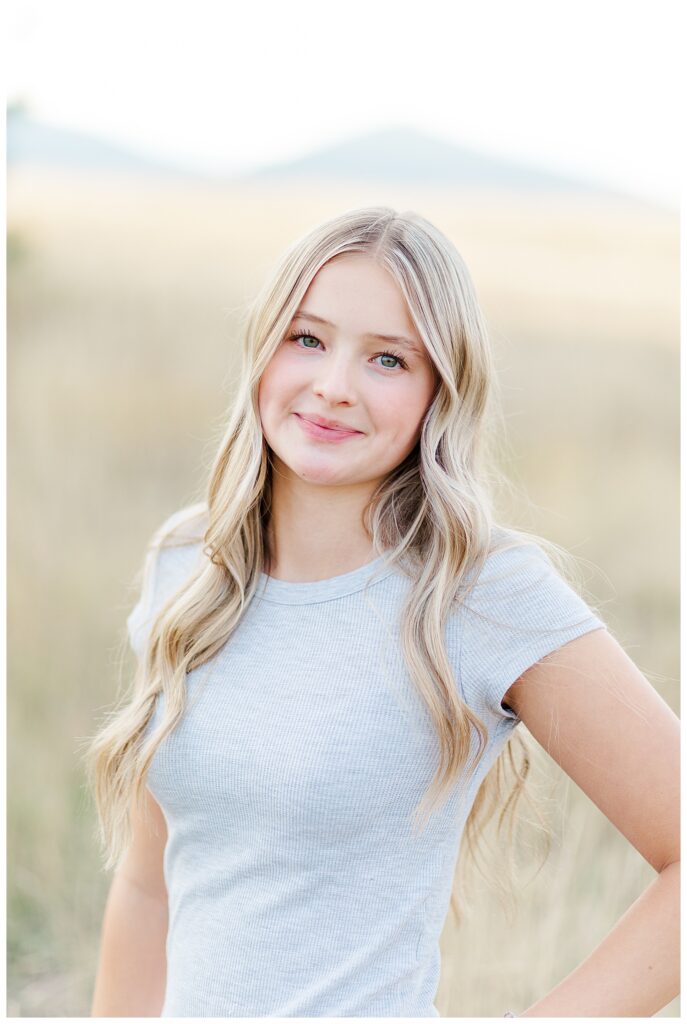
85, 206, 595, 923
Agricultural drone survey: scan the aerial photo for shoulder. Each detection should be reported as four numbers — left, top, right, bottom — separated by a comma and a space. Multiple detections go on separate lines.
149, 502, 208, 584
126, 503, 208, 658
456, 527, 607, 725
461, 526, 596, 618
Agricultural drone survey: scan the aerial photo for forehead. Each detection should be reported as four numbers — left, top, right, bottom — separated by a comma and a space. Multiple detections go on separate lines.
298, 254, 421, 342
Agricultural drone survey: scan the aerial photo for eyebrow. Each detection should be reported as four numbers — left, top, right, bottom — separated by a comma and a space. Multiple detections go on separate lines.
293, 310, 424, 355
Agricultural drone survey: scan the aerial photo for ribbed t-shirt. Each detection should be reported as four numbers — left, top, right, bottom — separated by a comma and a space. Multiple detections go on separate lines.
126, 522, 606, 1017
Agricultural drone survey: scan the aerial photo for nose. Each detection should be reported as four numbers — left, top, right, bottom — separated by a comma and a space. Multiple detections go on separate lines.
311, 352, 358, 406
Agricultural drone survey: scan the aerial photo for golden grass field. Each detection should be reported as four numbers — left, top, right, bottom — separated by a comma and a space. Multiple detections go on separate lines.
7, 168, 679, 1016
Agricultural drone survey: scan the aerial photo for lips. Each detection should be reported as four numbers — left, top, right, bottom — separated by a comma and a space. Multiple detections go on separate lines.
293, 413, 364, 443
295, 413, 362, 433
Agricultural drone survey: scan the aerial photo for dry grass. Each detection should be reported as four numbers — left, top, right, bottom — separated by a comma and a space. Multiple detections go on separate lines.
7, 168, 679, 1016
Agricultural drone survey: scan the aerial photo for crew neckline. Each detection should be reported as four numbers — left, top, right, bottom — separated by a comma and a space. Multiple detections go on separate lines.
255, 554, 396, 605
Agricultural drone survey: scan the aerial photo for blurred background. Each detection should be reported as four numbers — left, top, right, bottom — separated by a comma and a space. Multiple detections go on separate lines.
6, 0, 680, 1016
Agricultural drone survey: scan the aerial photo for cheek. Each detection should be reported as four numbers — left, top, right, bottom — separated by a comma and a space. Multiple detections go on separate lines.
259, 350, 301, 408
256, 375, 270, 429
376, 384, 430, 442
258, 356, 287, 418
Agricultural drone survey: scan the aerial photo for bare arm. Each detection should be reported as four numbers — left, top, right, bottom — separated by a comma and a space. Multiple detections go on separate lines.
91, 787, 169, 1017
504, 627, 680, 1016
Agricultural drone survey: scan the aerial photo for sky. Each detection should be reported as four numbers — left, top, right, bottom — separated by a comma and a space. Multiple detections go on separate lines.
6, 0, 683, 205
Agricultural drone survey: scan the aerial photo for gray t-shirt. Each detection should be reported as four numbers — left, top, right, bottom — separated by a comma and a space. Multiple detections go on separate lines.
127, 526, 606, 1017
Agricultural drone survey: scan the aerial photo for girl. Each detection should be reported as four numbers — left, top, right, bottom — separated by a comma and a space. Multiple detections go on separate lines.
87, 207, 679, 1017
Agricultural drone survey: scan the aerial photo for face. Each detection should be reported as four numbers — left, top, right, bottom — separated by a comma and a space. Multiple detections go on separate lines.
258, 253, 438, 490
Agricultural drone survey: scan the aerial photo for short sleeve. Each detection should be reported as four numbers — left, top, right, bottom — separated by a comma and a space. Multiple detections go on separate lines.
458, 540, 607, 726
126, 544, 161, 660
125, 511, 207, 660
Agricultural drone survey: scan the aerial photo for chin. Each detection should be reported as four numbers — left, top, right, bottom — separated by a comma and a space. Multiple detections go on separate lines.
282, 451, 353, 484
296, 463, 349, 485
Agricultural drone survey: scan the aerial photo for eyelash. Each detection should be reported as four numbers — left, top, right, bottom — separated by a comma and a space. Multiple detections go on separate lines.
285, 330, 409, 371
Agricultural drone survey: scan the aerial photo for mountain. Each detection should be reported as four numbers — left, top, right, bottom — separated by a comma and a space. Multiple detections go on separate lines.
6, 107, 203, 180
7, 108, 617, 198
238, 124, 608, 195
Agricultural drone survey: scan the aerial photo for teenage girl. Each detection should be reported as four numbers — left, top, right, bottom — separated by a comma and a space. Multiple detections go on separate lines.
87, 207, 679, 1017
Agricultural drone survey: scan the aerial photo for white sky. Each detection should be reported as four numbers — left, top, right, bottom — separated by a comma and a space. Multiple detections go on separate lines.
6, 0, 684, 205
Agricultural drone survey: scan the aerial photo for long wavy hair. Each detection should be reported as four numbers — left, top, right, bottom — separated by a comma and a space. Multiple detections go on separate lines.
85, 206, 596, 924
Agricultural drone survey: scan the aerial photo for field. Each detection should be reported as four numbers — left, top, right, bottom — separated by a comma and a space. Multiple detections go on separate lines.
7, 168, 679, 1016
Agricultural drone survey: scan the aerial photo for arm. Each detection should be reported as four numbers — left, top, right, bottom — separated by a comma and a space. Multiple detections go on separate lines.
91, 787, 169, 1017
503, 627, 680, 1017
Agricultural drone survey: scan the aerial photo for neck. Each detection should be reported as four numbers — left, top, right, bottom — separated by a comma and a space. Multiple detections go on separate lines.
263, 460, 379, 582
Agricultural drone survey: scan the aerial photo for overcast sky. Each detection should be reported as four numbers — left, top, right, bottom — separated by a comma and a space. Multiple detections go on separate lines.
7, 0, 683, 205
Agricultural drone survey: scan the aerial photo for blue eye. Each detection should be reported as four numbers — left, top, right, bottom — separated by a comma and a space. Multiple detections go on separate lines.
286, 330, 408, 371
286, 331, 322, 350
376, 352, 404, 369
294, 333, 320, 349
